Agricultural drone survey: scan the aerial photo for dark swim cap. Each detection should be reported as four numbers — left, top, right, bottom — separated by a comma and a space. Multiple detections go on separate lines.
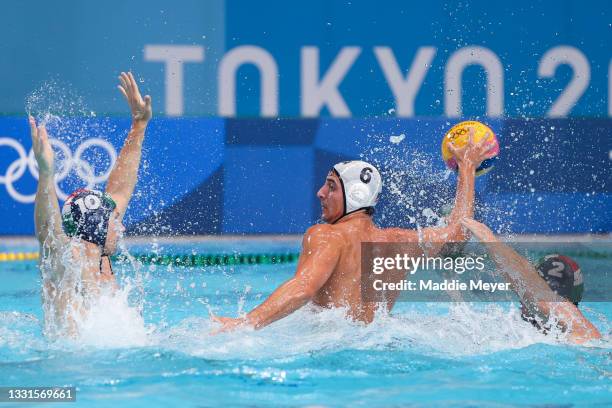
535, 254, 584, 305
61, 189, 117, 247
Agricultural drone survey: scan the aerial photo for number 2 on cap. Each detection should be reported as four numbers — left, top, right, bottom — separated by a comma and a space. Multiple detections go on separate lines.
548, 261, 565, 278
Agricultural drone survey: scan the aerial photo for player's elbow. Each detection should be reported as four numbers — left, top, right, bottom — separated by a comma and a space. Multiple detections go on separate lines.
442, 222, 468, 243
433, 224, 469, 257
302, 285, 320, 300
293, 281, 319, 303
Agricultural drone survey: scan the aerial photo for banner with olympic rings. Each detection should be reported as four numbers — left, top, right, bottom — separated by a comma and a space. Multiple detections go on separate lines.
0, 137, 117, 204
0, 1, 610, 119
1, 116, 610, 235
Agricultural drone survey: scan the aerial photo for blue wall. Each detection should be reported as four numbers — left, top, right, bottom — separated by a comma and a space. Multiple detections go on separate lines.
1, 117, 610, 235
0, 1, 610, 234
0, 0, 609, 117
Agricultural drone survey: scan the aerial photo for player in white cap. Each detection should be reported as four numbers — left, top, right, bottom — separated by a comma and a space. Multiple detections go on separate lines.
213, 132, 496, 332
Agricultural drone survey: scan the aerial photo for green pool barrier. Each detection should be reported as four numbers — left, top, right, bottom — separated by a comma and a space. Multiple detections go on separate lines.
0, 251, 301, 265
111, 252, 301, 266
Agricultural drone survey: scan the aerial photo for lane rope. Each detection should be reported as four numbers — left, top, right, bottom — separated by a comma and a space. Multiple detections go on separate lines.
2, 249, 610, 264
0, 251, 301, 265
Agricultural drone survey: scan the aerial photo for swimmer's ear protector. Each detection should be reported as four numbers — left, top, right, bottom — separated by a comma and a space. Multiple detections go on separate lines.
331, 160, 383, 223
61, 189, 117, 248
535, 254, 584, 305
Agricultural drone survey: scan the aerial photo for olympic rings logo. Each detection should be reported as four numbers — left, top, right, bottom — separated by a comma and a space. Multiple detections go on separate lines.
0, 137, 117, 203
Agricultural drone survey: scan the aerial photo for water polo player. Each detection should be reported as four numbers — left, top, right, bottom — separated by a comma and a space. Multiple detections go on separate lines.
213, 129, 497, 332
461, 218, 601, 344
31, 71, 152, 337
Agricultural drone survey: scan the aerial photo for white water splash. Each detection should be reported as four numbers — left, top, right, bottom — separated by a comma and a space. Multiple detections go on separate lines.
75, 285, 151, 348
151, 301, 611, 361
389, 133, 405, 144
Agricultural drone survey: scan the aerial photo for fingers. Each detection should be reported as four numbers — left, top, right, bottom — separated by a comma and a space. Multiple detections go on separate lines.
209, 319, 223, 336
467, 126, 475, 145
475, 131, 490, 148
27, 117, 49, 147
209, 312, 231, 324
128, 72, 142, 97
480, 138, 498, 159
38, 124, 48, 141
128, 71, 136, 89
209, 313, 223, 335
209, 315, 232, 336
29, 117, 40, 152
119, 71, 147, 108
448, 140, 459, 156
123, 71, 133, 92
33, 125, 49, 156
119, 72, 130, 94
210, 324, 233, 336
483, 146, 498, 160
475, 131, 494, 155
28, 116, 38, 140
117, 85, 129, 101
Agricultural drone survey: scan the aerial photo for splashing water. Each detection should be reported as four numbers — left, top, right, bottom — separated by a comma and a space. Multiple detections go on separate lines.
74, 284, 150, 349
25, 81, 120, 196
11, 83, 610, 406
1, 239, 610, 407
37, 237, 148, 348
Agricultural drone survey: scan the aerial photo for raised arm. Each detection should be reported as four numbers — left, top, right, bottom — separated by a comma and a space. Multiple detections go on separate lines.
212, 225, 342, 332
31, 116, 65, 247
427, 128, 496, 242
462, 218, 601, 344
391, 128, 496, 252
105, 72, 152, 219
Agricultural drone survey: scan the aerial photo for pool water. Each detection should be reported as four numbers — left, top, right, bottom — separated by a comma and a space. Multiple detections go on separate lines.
0, 239, 610, 407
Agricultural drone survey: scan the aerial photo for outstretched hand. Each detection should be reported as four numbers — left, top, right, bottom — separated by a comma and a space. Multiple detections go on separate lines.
460, 218, 497, 242
29, 116, 54, 176
210, 313, 248, 335
448, 127, 497, 170
118, 71, 152, 124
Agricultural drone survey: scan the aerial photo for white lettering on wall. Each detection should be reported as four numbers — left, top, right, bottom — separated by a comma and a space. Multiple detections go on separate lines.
141, 44, 607, 118
444, 46, 504, 117
538, 46, 590, 117
218, 45, 279, 117
374, 46, 437, 117
301, 46, 361, 117
144, 45, 204, 116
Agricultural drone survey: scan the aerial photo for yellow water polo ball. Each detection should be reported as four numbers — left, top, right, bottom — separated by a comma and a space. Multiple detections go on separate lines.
441, 120, 499, 176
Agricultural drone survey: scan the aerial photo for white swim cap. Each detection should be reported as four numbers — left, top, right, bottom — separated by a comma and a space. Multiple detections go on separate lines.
331, 160, 383, 221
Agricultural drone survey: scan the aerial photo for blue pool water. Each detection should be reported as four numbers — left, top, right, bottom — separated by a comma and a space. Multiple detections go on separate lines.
0, 238, 610, 407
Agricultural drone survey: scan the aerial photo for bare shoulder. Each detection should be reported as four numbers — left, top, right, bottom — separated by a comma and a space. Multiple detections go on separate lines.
304, 223, 339, 237
302, 224, 345, 251
381, 227, 419, 242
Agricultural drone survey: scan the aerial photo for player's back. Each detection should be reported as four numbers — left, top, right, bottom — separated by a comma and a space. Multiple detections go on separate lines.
311, 215, 412, 322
